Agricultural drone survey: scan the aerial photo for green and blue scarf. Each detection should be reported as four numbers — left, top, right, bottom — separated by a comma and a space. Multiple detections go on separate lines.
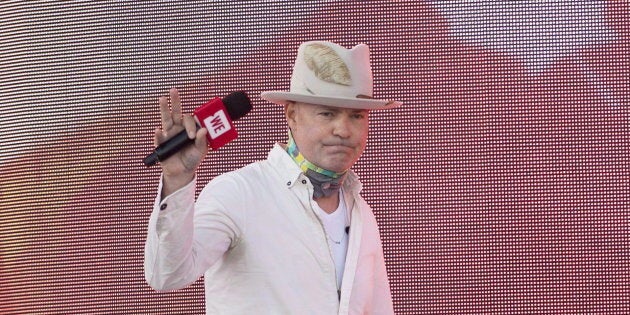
286, 131, 347, 198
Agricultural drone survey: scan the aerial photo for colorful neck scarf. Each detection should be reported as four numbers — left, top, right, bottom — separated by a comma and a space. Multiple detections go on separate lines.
286, 131, 347, 198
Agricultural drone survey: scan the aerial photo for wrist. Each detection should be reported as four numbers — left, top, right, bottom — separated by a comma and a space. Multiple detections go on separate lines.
162, 172, 195, 198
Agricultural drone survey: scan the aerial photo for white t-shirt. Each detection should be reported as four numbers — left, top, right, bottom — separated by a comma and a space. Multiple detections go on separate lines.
313, 190, 349, 290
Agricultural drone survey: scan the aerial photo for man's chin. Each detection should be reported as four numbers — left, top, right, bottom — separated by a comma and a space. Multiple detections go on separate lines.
320, 159, 353, 173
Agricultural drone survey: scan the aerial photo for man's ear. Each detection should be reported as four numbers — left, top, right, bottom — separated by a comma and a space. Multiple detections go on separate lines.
284, 102, 297, 129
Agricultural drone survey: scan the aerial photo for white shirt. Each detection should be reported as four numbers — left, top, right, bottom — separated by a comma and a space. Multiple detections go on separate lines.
144, 144, 394, 315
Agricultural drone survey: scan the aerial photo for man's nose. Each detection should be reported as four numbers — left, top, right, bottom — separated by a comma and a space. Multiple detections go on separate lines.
332, 115, 352, 138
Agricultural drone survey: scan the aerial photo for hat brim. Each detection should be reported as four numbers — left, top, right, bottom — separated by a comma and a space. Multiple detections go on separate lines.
260, 91, 402, 110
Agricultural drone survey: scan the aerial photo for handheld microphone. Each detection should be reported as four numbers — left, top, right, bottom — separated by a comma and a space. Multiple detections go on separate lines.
143, 91, 252, 166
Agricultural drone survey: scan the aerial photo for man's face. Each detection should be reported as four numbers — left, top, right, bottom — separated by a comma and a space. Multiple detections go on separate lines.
285, 102, 369, 173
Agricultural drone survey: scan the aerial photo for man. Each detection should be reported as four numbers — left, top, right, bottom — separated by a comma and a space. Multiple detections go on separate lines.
144, 41, 401, 314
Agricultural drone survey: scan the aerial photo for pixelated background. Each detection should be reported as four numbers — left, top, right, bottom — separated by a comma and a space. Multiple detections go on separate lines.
1, 1, 628, 314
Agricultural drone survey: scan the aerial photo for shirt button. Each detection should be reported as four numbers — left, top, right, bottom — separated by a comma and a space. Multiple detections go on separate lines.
287, 181, 291, 186
160, 204, 167, 210
301, 179, 307, 184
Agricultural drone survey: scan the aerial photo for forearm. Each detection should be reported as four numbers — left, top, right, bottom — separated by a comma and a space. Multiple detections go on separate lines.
144, 175, 233, 291
144, 176, 199, 290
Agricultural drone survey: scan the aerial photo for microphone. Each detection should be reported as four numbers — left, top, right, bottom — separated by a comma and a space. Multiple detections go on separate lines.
143, 91, 252, 166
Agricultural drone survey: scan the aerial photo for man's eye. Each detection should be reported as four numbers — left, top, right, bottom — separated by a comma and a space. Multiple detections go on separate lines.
319, 112, 334, 117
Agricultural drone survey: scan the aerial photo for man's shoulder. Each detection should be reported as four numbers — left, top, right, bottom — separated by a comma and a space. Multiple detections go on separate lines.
198, 160, 272, 204
209, 159, 272, 185
222, 145, 292, 180
205, 144, 296, 191
236, 160, 269, 179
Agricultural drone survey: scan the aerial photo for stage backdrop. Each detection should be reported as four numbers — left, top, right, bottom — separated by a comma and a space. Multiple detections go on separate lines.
1, 1, 628, 314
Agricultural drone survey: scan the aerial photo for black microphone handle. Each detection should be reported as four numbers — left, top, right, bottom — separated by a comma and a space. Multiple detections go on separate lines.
143, 129, 195, 166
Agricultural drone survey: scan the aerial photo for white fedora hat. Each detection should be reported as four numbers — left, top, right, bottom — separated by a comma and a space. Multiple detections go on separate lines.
260, 41, 402, 110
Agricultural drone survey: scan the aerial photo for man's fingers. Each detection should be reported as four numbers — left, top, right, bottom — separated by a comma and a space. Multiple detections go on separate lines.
195, 128, 208, 151
154, 128, 166, 146
182, 114, 198, 139
179, 114, 207, 156
159, 95, 173, 130
170, 88, 182, 125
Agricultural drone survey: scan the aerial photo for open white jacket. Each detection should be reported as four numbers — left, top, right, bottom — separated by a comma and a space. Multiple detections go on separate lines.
144, 144, 393, 315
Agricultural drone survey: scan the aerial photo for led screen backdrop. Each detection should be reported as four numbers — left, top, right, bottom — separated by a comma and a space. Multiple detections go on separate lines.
1, 1, 628, 314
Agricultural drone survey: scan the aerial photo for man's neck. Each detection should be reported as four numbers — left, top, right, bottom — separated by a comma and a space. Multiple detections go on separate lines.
314, 193, 340, 214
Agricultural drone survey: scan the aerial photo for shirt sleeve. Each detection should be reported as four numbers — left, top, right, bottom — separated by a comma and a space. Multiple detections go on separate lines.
144, 174, 233, 291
